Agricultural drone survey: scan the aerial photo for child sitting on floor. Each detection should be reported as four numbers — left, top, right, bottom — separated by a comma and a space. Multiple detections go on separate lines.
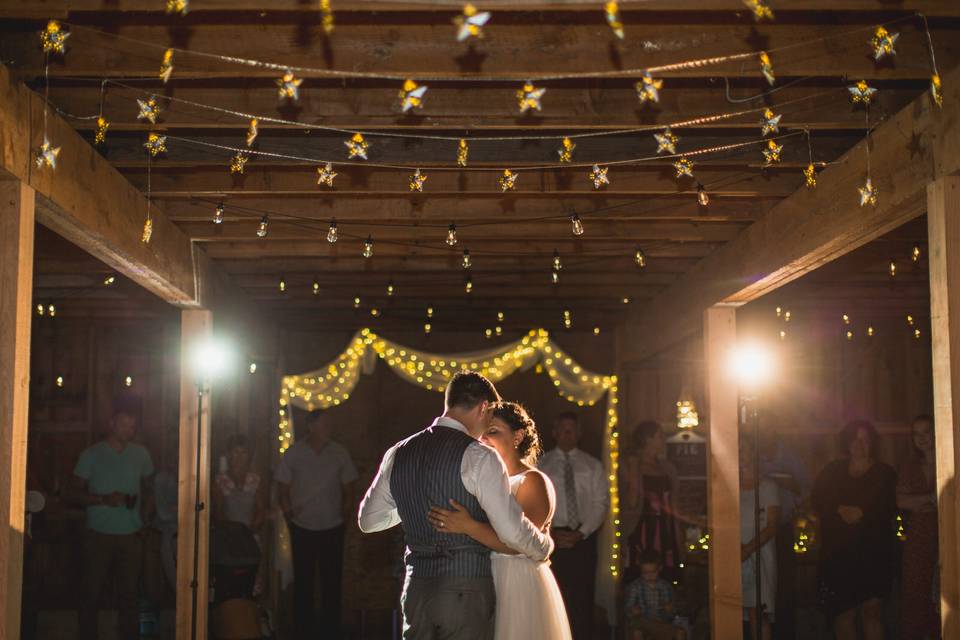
625, 550, 686, 640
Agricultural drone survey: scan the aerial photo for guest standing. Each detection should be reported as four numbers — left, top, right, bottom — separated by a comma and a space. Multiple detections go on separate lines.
539, 411, 608, 639
70, 395, 155, 640
741, 436, 779, 640
214, 434, 266, 533
812, 420, 897, 640
277, 410, 358, 640
897, 415, 939, 640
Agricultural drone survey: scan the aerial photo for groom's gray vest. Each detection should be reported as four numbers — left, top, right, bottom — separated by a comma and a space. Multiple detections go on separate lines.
390, 424, 491, 578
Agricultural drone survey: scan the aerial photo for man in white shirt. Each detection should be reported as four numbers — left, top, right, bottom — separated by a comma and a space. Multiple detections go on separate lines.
359, 371, 553, 639
538, 411, 608, 640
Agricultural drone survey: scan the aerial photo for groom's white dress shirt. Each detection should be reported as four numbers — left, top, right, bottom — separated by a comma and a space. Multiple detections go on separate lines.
539, 447, 608, 537
358, 416, 554, 561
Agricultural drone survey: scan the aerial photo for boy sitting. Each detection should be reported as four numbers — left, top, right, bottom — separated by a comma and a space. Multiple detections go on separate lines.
625, 550, 686, 640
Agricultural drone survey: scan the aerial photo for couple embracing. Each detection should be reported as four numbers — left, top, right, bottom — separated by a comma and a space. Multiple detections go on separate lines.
358, 371, 572, 640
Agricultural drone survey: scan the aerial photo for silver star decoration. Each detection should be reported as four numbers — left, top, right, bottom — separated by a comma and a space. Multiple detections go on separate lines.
400, 80, 429, 113
871, 27, 899, 61
674, 158, 694, 179
763, 140, 783, 165
137, 97, 161, 124
317, 163, 337, 187
636, 71, 663, 104
654, 129, 678, 154
143, 133, 167, 157
518, 82, 546, 113
859, 178, 878, 207
761, 109, 781, 136
848, 80, 878, 105
345, 134, 369, 160
277, 69, 303, 101
454, 5, 491, 42
35, 137, 60, 169
589, 165, 609, 190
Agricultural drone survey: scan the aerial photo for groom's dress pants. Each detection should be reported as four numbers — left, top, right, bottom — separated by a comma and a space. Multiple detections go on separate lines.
550, 528, 598, 640
401, 574, 496, 640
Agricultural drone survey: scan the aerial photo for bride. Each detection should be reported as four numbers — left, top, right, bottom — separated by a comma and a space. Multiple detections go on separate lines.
428, 402, 572, 640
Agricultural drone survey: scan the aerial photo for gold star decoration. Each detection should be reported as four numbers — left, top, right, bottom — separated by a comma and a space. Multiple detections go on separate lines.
409, 168, 428, 192
454, 4, 491, 42
804, 163, 817, 188
517, 82, 546, 113
932, 74, 943, 108
674, 157, 694, 179
635, 71, 663, 104
743, 0, 774, 21
763, 139, 783, 165
605, 1, 624, 39
34, 137, 60, 170
457, 138, 469, 167
246, 118, 258, 147
320, 0, 334, 35
159, 49, 174, 83
761, 108, 782, 136
345, 133, 369, 160
40, 21, 70, 55
137, 96, 161, 124
849, 80, 877, 105
654, 128, 678, 154
94, 116, 109, 145
141, 216, 153, 244
858, 178, 878, 207
557, 137, 576, 163
230, 152, 248, 174
871, 26, 899, 61
589, 164, 609, 190
277, 69, 303, 101
759, 51, 775, 86
143, 133, 167, 157
166, 0, 188, 14
499, 169, 518, 191
400, 79, 428, 113
317, 163, 337, 187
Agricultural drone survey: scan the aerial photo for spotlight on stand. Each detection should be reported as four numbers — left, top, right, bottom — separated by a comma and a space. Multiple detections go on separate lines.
191, 337, 235, 384
727, 342, 775, 394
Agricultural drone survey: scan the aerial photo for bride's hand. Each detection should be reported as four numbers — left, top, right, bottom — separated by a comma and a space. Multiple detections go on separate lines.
427, 499, 475, 535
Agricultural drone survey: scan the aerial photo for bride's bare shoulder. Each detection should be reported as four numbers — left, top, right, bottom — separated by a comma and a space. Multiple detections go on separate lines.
518, 468, 551, 497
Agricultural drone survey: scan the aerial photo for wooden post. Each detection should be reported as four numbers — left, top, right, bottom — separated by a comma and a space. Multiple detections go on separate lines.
176, 309, 213, 640
0, 180, 34, 640
927, 176, 960, 639
704, 306, 743, 639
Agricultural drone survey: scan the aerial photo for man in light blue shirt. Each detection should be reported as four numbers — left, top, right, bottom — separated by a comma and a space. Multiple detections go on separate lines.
71, 395, 154, 640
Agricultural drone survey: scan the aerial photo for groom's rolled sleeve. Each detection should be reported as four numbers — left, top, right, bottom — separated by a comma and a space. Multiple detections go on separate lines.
358, 445, 401, 532
464, 444, 554, 561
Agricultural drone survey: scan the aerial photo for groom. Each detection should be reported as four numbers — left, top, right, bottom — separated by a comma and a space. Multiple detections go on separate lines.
358, 371, 554, 639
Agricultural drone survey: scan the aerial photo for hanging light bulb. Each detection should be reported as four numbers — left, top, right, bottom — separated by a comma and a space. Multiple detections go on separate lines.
327, 219, 338, 244
697, 184, 710, 206
462, 249, 472, 270
363, 235, 374, 259
426, 307, 434, 318
48, 304, 56, 317
446, 223, 458, 246
842, 313, 851, 325
257, 216, 269, 238
497, 311, 505, 322
571, 213, 584, 236
634, 247, 647, 268
912, 244, 922, 262
387, 281, 395, 296
103, 275, 116, 287
465, 276, 473, 294
593, 326, 601, 335
906, 314, 915, 326
214, 202, 224, 224
353, 296, 361, 309
370, 308, 380, 317
495, 326, 503, 336
424, 323, 432, 334
889, 260, 897, 277
279, 277, 286, 293
312, 279, 320, 295
485, 328, 493, 339
551, 269, 560, 285
867, 325, 875, 337
553, 249, 562, 271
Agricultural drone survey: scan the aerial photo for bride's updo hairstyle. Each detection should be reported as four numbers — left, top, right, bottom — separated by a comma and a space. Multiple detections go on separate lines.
493, 402, 542, 464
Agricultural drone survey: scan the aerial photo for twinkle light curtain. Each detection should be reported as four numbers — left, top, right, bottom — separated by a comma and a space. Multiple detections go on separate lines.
278, 328, 622, 616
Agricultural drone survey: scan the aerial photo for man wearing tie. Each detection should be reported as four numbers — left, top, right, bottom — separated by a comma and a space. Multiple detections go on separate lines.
539, 411, 608, 639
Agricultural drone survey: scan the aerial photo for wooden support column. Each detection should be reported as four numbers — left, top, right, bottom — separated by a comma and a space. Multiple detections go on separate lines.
176, 310, 213, 640
0, 179, 34, 640
927, 176, 960, 639
704, 306, 742, 639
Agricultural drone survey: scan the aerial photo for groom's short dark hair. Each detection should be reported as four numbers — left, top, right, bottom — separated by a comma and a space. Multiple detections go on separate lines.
445, 372, 500, 410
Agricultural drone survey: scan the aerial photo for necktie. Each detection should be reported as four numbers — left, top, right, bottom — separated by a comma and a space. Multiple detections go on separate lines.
563, 451, 581, 530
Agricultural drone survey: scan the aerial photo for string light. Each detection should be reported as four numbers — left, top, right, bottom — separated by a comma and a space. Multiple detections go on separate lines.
551, 269, 560, 285
424, 323, 432, 334
497, 311, 505, 322
462, 249, 472, 270
354, 297, 361, 309
635, 71, 663, 103
47, 304, 56, 317
136, 96, 160, 124
279, 277, 286, 293
589, 164, 610, 190
871, 26, 900, 61
594, 327, 601, 335
915, 328, 922, 340
912, 244, 922, 262
907, 314, 915, 326
257, 215, 269, 238
465, 276, 474, 294
446, 224, 458, 246
103, 275, 116, 286
553, 249, 563, 271
387, 281, 395, 296
622, 297, 631, 304
517, 82, 546, 113
889, 260, 897, 277
363, 236, 374, 259
427, 307, 434, 319
635, 248, 646, 268
563, 309, 572, 329
760, 51, 775, 85
124, 375, 133, 387
313, 279, 320, 295
40, 20, 70, 54
214, 202, 224, 224
370, 308, 380, 318
327, 220, 338, 243
56, 375, 64, 388
571, 214, 584, 236
485, 328, 493, 339
867, 325, 875, 337
843, 314, 851, 325
495, 326, 503, 337
144, 133, 167, 157
697, 184, 710, 207
249, 363, 258, 374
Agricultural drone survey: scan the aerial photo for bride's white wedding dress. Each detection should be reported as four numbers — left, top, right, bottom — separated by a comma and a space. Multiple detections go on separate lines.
491, 470, 573, 640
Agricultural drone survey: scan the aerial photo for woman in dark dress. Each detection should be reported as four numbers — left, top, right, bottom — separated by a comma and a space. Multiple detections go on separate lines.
897, 415, 939, 640
812, 420, 898, 640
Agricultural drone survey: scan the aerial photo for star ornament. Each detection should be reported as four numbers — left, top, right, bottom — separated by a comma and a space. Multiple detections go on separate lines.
345, 133, 369, 160
763, 139, 783, 165
517, 82, 546, 113
94, 116, 110, 145
654, 128, 678, 155
40, 21, 70, 55
932, 74, 944, 108
277, 69, 303, 101
159, 49, 174, 84
557, 137, 576, 163
141, 217, 153, 244
143, 133, 167, 157
674, 158, 694, 179
759, 51, 775, 86
457, 138, 469, 167
34, 137, 61, 170
246, 118, 258, 147
499, 169, 518, 192
635, 71, 663, 104
761, 108, 782, 136
589, 164, 609, 190
137, 96, 161, 124
317, 163, 337, 187
230, 152, 249, 174
605, 1, 624, 40
859, 178, 878, 207
455, 4, 491, 42
409, 168, 428, 192
166, 0, 189, 15
743, 0, 774, 21
871, 26, 899, 61
849, 80, 878, 105
400, 79, 428, 113
804, 163, 817, 188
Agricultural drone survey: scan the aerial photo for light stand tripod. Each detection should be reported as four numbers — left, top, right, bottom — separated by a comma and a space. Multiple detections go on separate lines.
741, 395, 764, 640
190, 383, 207, 640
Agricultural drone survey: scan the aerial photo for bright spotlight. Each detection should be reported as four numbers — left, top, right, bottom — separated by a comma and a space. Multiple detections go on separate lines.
728, 342, 775, 389
192, 338, 235, 382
